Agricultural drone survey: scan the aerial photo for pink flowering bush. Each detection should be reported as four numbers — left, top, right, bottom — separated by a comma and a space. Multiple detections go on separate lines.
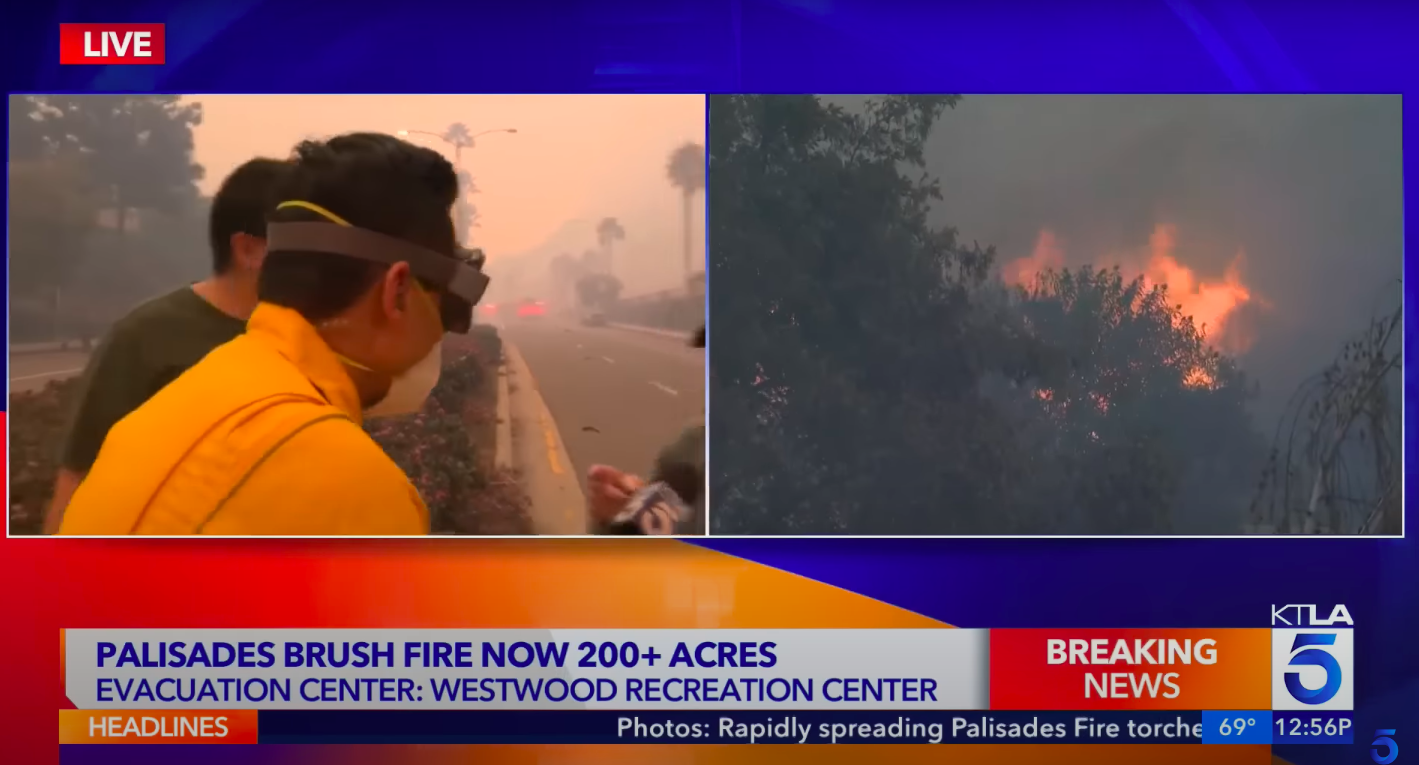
364, 327, 531, 534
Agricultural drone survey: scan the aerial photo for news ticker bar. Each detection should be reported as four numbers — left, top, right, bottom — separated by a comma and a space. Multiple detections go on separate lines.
59, 709, 1354, 745
63, 626, 1355, 713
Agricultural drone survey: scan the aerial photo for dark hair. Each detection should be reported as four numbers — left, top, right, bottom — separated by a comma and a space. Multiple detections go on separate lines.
209, 157, 290, 274
258, 132, 459, 322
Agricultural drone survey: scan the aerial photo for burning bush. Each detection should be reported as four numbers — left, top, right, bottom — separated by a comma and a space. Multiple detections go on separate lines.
7, 326, 528, 535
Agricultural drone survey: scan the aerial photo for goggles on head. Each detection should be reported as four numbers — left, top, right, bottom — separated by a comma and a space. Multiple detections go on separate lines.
267, 201, 490, 334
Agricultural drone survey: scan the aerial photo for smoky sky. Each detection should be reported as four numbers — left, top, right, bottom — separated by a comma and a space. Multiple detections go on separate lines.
835, 94, 1403, 421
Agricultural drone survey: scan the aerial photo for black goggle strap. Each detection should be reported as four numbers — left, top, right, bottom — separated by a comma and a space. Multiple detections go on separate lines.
265, 216, 490, 308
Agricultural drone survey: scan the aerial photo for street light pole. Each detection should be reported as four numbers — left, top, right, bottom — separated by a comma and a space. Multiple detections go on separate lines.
397, 127, 517, 245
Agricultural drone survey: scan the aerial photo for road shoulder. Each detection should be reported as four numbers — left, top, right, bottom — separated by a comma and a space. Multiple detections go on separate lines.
502, 339, 589, 535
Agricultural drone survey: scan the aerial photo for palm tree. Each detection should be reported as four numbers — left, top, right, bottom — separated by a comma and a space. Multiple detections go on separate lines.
444, 122, 473, 149
596, 217, 626, 275
456, 169, 479, 195
445, 125, 475, 242
666, 142, 705, 281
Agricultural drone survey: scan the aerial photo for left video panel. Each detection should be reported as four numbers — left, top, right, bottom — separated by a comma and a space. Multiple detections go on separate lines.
7, 94, 706, 537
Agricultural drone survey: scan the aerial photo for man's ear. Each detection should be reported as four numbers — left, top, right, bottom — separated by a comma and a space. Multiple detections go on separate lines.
380, 262, 415, 316
230, 233, 268, 271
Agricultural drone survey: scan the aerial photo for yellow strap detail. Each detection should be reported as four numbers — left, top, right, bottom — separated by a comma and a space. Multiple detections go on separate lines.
276, 200, 353, 227
193, 412, 354, 533
335, 353, 373, 372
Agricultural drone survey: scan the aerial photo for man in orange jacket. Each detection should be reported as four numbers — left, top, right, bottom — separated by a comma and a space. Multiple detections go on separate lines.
59, 133, 489, 535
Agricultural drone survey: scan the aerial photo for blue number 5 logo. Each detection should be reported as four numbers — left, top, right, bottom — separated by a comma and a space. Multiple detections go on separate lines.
1284, 633, 1342, 704
1371, 729, 1397, 764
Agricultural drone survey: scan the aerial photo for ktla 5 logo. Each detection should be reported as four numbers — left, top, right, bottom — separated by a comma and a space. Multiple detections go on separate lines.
1371, 728, 1398, 765
1270, 622, 1354, 710
1271, 603, 1353, 711
1271, 603, 1354, 627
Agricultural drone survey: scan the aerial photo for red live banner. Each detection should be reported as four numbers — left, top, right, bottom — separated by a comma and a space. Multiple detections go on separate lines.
59, 24, 166, 65
989, 629, 1272, 710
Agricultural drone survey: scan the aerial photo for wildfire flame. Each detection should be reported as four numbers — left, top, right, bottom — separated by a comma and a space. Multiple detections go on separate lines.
1002, 230, 1066, 287
1004, 224, 1260, 353
1003, 224, 1265, 390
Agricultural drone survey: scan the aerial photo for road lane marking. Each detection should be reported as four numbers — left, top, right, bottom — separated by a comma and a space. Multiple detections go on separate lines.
11, 368, 84, 382
538, 408, 565, 475
601, 356, 615, 364
650, 381, 679, 397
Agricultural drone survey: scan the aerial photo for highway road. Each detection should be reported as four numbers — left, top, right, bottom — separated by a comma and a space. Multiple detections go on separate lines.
499, 318, 705, 490
9, 350, 90, 394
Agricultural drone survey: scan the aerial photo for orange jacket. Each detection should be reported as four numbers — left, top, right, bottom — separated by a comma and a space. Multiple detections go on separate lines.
60, 303, 429, 535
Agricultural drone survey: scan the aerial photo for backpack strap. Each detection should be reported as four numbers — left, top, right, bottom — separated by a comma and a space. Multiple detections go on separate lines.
192, 411, 355, 533
127, 397, 354, 534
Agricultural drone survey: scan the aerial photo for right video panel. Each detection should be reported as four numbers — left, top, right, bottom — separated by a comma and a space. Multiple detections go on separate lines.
707, 94, 1403, 536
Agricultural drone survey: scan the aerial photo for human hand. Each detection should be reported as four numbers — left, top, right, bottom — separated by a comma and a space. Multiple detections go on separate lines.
634, 501, 679, 535
586, 464, 644, 525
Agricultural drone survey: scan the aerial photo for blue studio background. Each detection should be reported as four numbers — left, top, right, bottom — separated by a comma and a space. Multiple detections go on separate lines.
5, 1, 1417, 764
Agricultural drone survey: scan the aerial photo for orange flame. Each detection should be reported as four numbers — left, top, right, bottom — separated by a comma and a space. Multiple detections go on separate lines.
1138, 225, 1258, 356
1002, 230, 1065, 287
1002, 224, 1266, 391
1003, 224, 1261, 356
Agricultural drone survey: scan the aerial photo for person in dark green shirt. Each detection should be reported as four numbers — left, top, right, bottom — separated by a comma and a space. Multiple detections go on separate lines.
43, 157, 291, 533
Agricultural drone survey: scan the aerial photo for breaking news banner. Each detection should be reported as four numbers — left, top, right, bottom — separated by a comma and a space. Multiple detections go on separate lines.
57, 625, 1354, 746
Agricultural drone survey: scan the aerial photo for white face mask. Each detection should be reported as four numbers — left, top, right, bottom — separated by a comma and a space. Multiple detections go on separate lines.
364, 341, 442, 418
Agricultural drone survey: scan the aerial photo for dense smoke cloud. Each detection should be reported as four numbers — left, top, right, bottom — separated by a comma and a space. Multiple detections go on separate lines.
905, 94, 1402, 422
